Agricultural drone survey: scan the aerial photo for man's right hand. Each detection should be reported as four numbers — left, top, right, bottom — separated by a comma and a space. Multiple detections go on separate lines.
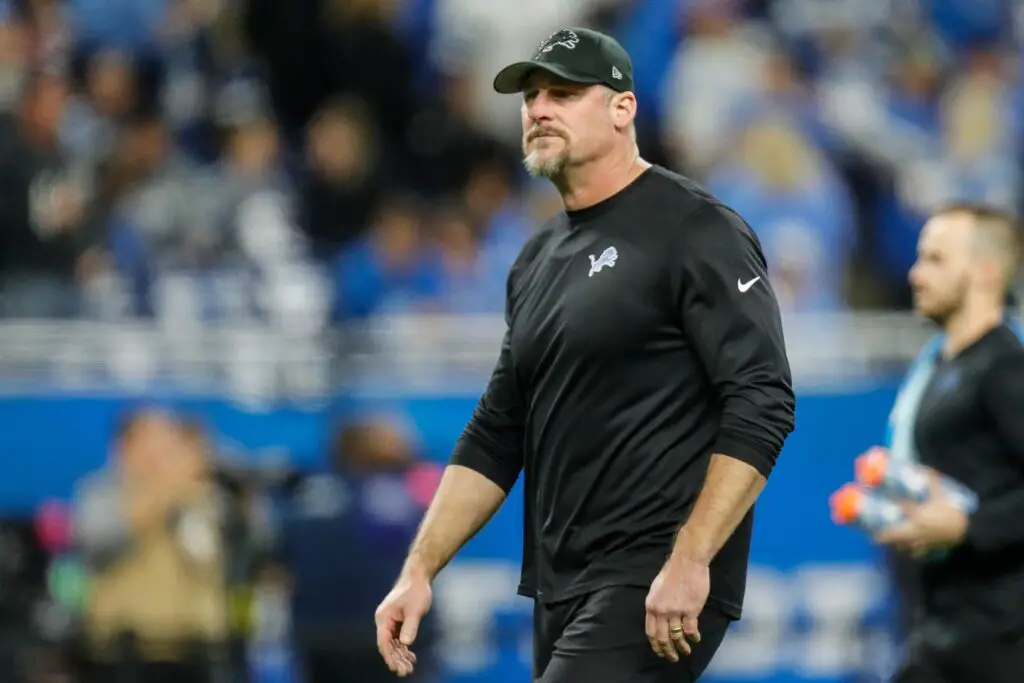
375, 566, 433, 677
372, 465, 508, 675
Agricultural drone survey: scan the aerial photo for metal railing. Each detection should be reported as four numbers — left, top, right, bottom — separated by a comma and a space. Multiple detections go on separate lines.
0, 312, 939, 399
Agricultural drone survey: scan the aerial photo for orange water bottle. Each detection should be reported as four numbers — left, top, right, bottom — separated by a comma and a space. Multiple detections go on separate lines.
829, 483, 906, 534
855, 447, 978, 512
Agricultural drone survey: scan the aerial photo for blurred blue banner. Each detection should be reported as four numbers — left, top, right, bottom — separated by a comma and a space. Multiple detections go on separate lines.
0, 383, 901, 683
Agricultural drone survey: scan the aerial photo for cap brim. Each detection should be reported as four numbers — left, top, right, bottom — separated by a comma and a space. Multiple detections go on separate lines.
492, 61, 602, 94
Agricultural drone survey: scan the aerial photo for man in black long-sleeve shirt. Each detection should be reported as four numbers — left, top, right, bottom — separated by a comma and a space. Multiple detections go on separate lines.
374, 28, 796, 682
873, 204, 1024, 683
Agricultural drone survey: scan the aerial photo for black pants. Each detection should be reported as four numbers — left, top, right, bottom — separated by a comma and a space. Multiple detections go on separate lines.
893, 633, 1024, 683
533, 586, 732, 683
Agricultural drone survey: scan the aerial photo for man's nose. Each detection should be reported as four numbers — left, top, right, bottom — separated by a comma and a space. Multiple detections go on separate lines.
908, 265, 921, 286
526, 91, 554, 122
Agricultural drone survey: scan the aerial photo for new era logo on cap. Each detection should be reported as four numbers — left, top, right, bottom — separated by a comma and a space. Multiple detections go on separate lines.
493, 27, 634, 95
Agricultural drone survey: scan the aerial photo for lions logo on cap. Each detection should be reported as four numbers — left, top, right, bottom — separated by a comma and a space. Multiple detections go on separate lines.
536, 29, 580, 56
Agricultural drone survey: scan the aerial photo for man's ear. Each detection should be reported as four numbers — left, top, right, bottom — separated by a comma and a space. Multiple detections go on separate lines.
610, 91, 637, 129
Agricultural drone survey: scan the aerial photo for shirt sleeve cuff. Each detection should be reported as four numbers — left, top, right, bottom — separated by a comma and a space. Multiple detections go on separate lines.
711, 431, 778, 479
449, 435, 521, 494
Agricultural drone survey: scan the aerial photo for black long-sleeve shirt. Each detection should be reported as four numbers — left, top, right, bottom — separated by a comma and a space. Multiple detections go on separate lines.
913, 323, 1024, 645
450, 166, 796, 617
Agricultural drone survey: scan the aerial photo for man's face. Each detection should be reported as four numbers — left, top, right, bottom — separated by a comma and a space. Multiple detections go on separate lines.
909, 214, 975, 323
120, 414, 185, 479
308, 109, 367, 181
520, 72, 614, 178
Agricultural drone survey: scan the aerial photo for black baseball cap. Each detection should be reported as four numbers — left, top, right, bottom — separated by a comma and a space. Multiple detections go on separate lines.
493, 27, 634, 95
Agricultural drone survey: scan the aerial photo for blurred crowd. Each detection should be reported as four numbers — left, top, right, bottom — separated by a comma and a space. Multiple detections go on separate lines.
0, 0, 1021, 324
19, 407, 439, 683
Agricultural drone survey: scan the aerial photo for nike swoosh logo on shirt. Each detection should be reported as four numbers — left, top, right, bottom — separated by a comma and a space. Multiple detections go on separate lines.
737, 277, 761, 293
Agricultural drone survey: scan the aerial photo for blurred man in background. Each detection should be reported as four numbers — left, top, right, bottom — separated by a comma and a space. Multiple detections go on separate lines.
278, 416, 440, 683
71, 409, 228, 683
872, 205, 1024, 683
301, 97, 388, 258
331, 196, 440, 320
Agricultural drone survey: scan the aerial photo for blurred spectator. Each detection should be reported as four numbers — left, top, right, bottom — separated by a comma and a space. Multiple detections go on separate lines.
301, 97, 390, 257
244, 0, 417, 153
0, 9, 28, 109
0, 72, 98, 318
460, 158, 532, 278
873, 59, 1021, 302
405, 70, 518, 198
331, 197, 441, 320
103, 101, 313, 324
661, 1, 772, 175
755, 46, 832, 151
708, 116, 856, 312
277, 416, 441, 683
60, 49, 136, 167
215, 111, 304, 275
71, 409, 227, 683
219, 111, 330, 332
0, 0, 1020, 321
103, 110, 200, 316
429, 202, 506, 313
318, 0, 418, 156
25, 0, 73, 71
160, 0, 245, 163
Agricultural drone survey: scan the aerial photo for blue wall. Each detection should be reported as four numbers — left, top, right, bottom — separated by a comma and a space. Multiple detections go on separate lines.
0, 382, 902, 682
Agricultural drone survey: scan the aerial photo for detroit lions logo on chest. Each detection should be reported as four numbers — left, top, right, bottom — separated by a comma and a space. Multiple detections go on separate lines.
588, 246, 618, 277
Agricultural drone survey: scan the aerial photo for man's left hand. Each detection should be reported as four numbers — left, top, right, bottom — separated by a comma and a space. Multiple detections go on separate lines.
874, 471, 968, 555
644, 553, 709, 662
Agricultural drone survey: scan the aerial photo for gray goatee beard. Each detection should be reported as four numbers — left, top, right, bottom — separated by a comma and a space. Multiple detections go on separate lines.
522, 148, 568, 179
